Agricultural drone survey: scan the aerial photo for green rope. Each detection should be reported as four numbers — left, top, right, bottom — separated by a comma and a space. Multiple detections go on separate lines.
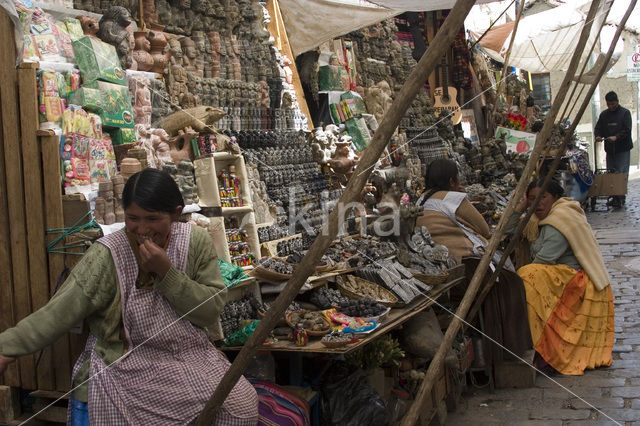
46, 210, 101, 253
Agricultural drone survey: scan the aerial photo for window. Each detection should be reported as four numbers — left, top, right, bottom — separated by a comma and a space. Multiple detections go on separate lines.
531, 73, 551, 113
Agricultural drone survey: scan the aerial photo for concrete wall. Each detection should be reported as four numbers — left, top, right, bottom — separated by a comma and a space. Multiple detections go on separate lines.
548, 31, 640, 169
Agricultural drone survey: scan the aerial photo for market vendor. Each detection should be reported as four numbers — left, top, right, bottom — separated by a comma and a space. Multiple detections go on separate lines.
507, 178, 614, 375
416, 159, 531, 368
0, 169, 258, 425
415, 158, 491, 263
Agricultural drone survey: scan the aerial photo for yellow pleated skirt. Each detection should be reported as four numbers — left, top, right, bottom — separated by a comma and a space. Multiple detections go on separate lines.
517, 263, 614, 375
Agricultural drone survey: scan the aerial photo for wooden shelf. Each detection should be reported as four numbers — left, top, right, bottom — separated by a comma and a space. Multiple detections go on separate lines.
222, 275, 464, 353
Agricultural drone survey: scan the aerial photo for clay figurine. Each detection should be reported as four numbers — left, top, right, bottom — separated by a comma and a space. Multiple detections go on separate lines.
77, 15, 99, 37
148, 23, 173, 74
132, 31, 153, 72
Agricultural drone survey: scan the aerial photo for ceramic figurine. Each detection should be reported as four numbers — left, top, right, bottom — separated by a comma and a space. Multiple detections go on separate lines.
112, 174, 125, 222
148, 23, 172, 74
151, 128, 172, 167
98, 181, 116, 224
78, 15, 100, 37
129, 75, 153, 126
132, 31, 153, 72
168, 131, 195, 164
97, 6, 134, 69
142, 0, 159, 27
329, 140, 358, 181
180, 36, 200, 76
191, 31, 207, 77
150, 79, 172, 127
94, 197, 105, 223
207, 31, 221, 78
177, 159, 199, 205
167, 63, 189, 106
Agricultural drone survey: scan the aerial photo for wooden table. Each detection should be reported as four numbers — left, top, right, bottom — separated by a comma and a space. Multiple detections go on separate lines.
222, 276, 464, 354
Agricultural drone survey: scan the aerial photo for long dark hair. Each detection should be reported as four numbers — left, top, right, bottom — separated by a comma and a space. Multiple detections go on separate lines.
422, 159, 459, 202
526, 178, 565, 199
122, 169, 185, 213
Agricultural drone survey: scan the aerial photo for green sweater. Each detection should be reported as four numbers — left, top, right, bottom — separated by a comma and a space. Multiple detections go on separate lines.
506, 211, 581, 270
0, 225, 227, 401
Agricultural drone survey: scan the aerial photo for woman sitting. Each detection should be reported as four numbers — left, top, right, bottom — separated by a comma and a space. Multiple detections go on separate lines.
507, 178, 614, 375
0, 169, 258, 424
415, 159, 491, 263
417, 159, 531, 366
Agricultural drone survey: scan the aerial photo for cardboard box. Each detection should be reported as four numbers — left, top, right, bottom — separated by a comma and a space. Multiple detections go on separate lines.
107, 127, 137, 145
79, 81, 134, 128
68, 87, 103, 111
72, 36, 126, 85
587, 173, 628, 197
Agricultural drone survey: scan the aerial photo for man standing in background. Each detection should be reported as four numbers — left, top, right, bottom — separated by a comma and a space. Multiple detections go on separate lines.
595, 91, 633, 208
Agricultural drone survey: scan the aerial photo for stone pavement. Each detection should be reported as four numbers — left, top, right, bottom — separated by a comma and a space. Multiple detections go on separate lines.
445, 176, 640, 425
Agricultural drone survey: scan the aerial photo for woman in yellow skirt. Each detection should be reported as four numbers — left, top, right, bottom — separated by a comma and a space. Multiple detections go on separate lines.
507, 178, 614, 375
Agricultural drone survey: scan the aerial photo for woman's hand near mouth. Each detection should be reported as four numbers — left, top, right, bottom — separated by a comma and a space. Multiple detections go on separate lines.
139, 238, 172, 278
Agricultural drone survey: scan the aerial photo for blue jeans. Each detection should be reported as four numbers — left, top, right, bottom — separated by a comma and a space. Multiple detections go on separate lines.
70, 396, 89, 426
606, 149, 630, 204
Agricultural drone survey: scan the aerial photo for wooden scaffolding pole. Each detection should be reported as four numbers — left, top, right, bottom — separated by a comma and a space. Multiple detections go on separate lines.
194, 1, 477, 423
491, 0, 525, 119
399, 1, 602, 424
468, 0, 637, 325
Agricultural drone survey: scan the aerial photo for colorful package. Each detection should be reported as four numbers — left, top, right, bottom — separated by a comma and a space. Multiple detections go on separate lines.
71, 134, 90, 159
42, 96, 63, 122
82, 81, 134, 128
72, 36, 126, 85
71, 157, 90, 181
107, 127, 137, 145
23, 35, 38, 61
62, 18, 84, 41
55, 23, 75, 62
30, 8, 52, 35
89, 159, 116, 183
89, 137, 116, 161
34, 33, 61, 60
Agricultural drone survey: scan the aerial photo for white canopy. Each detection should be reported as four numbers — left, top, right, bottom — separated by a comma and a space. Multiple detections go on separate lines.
279, 0, 499, 55
472, 0, 630, 73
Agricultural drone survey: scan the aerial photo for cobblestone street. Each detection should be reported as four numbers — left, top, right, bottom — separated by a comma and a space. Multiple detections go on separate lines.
446, 175, 640, 425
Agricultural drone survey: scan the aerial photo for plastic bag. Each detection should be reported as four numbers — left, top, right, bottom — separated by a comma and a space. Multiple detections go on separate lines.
218, 258, 249, 288
223, 320, 259, 346
321, 362, 390, 426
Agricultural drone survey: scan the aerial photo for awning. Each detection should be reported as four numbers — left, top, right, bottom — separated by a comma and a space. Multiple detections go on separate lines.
279, 0, 500, 56
472, 0, 626, 74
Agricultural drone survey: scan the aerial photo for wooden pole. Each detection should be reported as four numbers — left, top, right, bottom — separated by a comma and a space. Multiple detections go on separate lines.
194, 1, 477, 423
469, 0, 517, 49
400, 1, 601, 424
468, 0, 637, 324
492, 0, 525, 119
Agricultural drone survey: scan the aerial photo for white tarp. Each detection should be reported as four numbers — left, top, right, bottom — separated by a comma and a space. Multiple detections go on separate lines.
279, 0, 501, 55
472, 0, 629, 73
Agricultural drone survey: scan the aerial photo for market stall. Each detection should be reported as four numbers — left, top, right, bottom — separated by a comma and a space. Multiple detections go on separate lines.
0, 0, 620, 423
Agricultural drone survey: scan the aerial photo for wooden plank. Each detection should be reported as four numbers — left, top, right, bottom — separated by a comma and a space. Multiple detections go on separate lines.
0, 9, 36, 390
40, 134, 71, 391
18, 65, 55, 391
265, 0, 313, 128
0, 40, 18, 388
